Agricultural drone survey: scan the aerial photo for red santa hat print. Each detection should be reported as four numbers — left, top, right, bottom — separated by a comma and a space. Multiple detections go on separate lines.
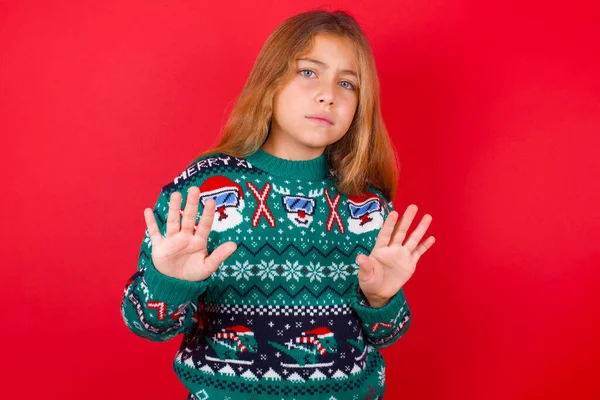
199, 176, 244, 200
303, 327, 334, 338
225, 325, 254, 336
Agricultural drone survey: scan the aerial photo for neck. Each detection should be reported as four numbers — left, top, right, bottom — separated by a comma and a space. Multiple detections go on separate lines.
245, 147, 330, 181
261, 134, 325, 160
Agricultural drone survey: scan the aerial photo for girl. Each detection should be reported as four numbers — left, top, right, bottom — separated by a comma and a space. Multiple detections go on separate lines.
121, 9, 435, 400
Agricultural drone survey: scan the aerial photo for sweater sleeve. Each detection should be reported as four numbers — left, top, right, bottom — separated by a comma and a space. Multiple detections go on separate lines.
349, 280, 412, 349
120, 187, 210, 342
349, 189, 412, 349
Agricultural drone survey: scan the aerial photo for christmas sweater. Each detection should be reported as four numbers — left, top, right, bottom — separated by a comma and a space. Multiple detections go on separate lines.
120, 147, 412, 400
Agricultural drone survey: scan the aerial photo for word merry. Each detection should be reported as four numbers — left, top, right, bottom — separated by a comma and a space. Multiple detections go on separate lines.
173, 155, 253, 185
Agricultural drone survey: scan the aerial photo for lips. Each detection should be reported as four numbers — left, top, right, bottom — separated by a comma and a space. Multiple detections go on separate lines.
306, 114, 333, 125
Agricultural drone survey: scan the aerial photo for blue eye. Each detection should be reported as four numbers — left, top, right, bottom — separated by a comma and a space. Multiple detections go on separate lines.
300, 69, 316, 78
299, 69, 356, 91
340, 81, 355, 91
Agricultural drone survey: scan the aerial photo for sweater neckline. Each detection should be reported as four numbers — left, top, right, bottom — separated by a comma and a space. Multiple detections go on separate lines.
246, 147, 330, 181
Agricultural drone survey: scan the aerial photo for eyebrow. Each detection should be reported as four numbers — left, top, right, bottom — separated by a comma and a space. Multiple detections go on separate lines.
296, 57, 358, 78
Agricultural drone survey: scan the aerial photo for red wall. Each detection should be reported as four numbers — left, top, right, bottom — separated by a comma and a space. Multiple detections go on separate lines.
2, 1, 599, 398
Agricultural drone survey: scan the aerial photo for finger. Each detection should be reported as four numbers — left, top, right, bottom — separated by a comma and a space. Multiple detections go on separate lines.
356, 254, 376, 283
144, 208, 163, 247
165, 191, 182, 237
181, 187, 200, 234
390, 204, 419, 247
413, 236, 436, 262
404, 214, 433, 252
204, 241, 238, 273
193, 197, 217, 243
373, 210, 399, 249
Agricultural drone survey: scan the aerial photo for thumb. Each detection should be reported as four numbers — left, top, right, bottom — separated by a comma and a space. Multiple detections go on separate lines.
356, 254, 375, 283
205, 241, 238, 274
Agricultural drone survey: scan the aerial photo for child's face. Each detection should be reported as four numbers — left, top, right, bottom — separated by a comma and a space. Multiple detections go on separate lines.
268, 34, 359, 158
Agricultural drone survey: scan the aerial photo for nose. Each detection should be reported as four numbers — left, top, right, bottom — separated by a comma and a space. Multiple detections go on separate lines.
318, 96, 334, 105
317, 80, 335, 105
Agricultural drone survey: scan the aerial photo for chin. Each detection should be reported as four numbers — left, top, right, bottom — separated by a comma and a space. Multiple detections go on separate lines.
299, 132, 338, 147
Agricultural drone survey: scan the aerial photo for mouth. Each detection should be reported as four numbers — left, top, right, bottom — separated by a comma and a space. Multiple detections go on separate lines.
306, 116, 334, 126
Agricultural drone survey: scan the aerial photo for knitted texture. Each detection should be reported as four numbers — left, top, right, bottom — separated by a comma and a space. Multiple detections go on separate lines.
120, 148, 412, 400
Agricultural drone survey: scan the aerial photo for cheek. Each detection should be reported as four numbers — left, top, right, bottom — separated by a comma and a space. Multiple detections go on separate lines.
272, 91, 294, 121
340, 98, 358, 122
276, 86, 301, 113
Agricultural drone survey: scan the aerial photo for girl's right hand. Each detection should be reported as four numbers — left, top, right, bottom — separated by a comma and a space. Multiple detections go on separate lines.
143, 186, 237, 282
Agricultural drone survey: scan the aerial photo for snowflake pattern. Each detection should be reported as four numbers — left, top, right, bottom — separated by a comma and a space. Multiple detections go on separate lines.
282, 260, 303, 281
216, 259, 359, 282
306, 262, 325, 282
256, 260, 278, 281
230, 260, 254, 281
329, 262, 349, 281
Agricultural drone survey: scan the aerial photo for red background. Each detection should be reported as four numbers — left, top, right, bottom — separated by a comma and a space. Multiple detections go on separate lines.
2, 0, 599, 399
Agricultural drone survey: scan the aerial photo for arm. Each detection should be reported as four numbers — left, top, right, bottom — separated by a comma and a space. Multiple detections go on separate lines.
349, 279, 412, 349
349, 190, 414, 348
120, 188, 209, 342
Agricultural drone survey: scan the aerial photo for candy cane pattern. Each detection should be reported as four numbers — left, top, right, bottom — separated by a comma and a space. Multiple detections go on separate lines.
215, 332, 248, 353
324, 188, 345, 233
295, 336, 328, 355
147, 301, 167, 321
246, 182, 276, 228
370, 322, 394, 333
171, 302, 189, 321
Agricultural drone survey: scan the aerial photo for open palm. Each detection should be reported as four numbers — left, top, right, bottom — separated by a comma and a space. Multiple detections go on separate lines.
356, 204, 435, 307
143, 187, 237, 282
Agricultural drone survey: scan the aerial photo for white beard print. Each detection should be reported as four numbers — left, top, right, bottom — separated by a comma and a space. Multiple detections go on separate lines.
211, 199, 245, 232
347, 210, 384, 235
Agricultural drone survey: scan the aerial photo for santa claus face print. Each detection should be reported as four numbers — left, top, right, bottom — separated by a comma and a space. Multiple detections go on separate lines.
346, 194, 384, 234
198, 176, 246, 233
199, 189, 245, 232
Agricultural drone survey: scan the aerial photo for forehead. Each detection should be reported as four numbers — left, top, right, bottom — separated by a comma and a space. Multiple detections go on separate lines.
298, 35, 358, 71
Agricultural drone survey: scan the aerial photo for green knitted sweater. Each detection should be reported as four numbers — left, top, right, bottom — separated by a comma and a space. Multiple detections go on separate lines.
120, 148, 411, 400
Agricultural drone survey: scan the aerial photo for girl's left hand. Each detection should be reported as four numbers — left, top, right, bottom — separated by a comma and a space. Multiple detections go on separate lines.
356, 204, 435, 308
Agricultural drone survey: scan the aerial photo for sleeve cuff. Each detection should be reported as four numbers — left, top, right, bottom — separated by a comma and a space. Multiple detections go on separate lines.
349, 279, 408, 329
143, 263, 209, 305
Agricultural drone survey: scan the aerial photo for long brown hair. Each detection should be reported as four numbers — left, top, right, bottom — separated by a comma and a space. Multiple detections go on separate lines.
195, 9, 400, 200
